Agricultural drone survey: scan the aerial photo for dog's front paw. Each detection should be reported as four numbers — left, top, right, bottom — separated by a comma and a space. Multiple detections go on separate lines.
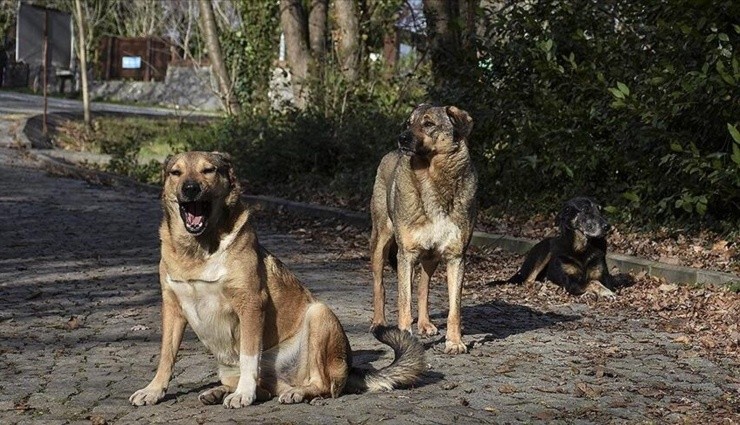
278, 388, 306, 404
129, 386, 166, 406
583, 281, 616, 301
223, 390, 256, 409
417, 321, 438, 337
444, 340, 468, 355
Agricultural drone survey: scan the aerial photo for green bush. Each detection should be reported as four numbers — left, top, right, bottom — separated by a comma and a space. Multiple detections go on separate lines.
185, 68, 427, 207
457, 0, 739, 231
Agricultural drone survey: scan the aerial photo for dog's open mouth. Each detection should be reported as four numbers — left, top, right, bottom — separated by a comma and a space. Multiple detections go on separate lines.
179, 201, 211, 235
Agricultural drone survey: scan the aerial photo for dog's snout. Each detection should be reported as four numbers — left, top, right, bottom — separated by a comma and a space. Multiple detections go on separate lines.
182, 180, 201, 200
398, 130, 417, 153
603, 221, 612, 233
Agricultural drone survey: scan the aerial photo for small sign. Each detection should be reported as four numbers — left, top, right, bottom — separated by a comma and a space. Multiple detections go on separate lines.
122, 56, 142, 69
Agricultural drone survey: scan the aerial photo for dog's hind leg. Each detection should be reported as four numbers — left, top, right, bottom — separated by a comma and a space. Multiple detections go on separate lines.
417, 259, 439, 336
278, 303, 350, 404
370, 223, 394, 330
508, 239, 552, 284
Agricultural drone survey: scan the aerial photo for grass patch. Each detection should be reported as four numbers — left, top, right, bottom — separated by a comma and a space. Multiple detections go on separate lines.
54, 115, 215, 184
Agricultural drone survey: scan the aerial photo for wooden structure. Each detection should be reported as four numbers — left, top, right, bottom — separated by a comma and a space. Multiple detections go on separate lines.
98, 37, 170, 82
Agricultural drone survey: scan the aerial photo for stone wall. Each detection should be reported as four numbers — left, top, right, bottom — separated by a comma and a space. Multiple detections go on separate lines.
90, 65, 222, 112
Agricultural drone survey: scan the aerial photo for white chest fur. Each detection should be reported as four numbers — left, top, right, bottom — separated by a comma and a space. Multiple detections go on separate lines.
412, 213, 462, 253
412, 178, 463, 253
165, 248, 240, 367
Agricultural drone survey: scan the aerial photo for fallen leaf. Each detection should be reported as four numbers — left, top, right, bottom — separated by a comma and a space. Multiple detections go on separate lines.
532, 386, 565, 394
89, 415, 108, 425
498, 384, 517, 394
66, 316, 83, 330
574, 382, 600, 399
711, 240, 728, 252
533, 411, 556, 421
637, 387, 664, 398
659, 283, 679, 292
673, 335, 691, 344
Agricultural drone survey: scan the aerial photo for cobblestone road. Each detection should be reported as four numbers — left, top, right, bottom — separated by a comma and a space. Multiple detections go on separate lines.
0, 148, 737, 424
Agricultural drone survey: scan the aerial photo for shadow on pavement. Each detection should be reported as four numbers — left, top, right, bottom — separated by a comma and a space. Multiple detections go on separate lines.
427, 299, 580, 348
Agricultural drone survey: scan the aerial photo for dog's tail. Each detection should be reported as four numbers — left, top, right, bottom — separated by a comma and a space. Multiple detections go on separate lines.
345, 326, 426, 393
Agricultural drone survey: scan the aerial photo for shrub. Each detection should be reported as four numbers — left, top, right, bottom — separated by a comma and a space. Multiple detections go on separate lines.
462, 0, 739, 231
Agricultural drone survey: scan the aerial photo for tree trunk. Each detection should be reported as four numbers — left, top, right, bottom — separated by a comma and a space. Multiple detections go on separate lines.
422, 0, 478, 99
382, 25, 399, 78
422, 0, 455, 93
73, 0, 91, 128
198, 0, 241, 115
308, 0, 327, 60
279, 0, 312, 108
334, 0, 360, 82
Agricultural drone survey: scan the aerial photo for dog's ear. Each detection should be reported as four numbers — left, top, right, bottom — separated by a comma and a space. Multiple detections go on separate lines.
556, 204, 575, 230
161, 154, 174, 183
210, 151, 235, 178
446, 106, 473, 141
211, 151, 242, 205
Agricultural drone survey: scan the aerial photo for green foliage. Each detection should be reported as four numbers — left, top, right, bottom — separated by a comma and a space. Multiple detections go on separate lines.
59, 117, 200, 184
219, 0, 280, 112
91, 0, 738, 234
465, 0, 740, 230
104, 134, 163, 185
184, 66, 427, 205
0, 0, 14, 40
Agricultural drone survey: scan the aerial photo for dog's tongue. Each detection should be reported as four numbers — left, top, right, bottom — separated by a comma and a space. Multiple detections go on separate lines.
183, 203, 205, 226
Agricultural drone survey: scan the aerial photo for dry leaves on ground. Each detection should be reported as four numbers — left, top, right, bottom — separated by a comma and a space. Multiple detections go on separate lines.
253, 208, 740, 365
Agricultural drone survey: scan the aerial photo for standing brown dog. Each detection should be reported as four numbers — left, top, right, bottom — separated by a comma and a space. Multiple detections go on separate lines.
370, 104, 478, 354
129, 151, 425, 408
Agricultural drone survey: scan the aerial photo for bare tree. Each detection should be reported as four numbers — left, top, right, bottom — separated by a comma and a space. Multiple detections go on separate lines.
334, 0, 360, 82
162, 0, 203, 63
309, 0, 328, 60
199, 0, 241, 115
422, 0, 477, 95
73, 0, 91, 127
113, 0, 168, 37
279, 0, 312, 108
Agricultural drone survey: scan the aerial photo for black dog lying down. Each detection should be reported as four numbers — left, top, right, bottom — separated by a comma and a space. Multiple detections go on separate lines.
506, 197, 616, 299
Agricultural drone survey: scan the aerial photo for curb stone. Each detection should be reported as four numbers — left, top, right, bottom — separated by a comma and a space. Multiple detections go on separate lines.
248, 195, 740, 287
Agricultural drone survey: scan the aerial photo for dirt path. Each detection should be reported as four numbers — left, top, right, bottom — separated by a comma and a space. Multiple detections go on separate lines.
0, 148, 737, 424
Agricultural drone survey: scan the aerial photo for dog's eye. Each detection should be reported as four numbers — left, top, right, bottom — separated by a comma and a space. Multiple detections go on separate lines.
202, 167, 216, 174
169, 170, 182, 177
422, 120, 435, 128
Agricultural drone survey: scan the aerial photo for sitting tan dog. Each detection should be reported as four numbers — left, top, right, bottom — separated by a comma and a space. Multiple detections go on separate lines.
370, 105, 478, 354
130, 151, 425, 408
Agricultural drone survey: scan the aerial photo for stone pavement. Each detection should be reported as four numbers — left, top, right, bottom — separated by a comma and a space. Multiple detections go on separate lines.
0, 147, 738, 424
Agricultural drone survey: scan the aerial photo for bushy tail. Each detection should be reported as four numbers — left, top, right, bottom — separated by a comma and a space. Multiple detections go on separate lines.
345, 326, 426, 393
